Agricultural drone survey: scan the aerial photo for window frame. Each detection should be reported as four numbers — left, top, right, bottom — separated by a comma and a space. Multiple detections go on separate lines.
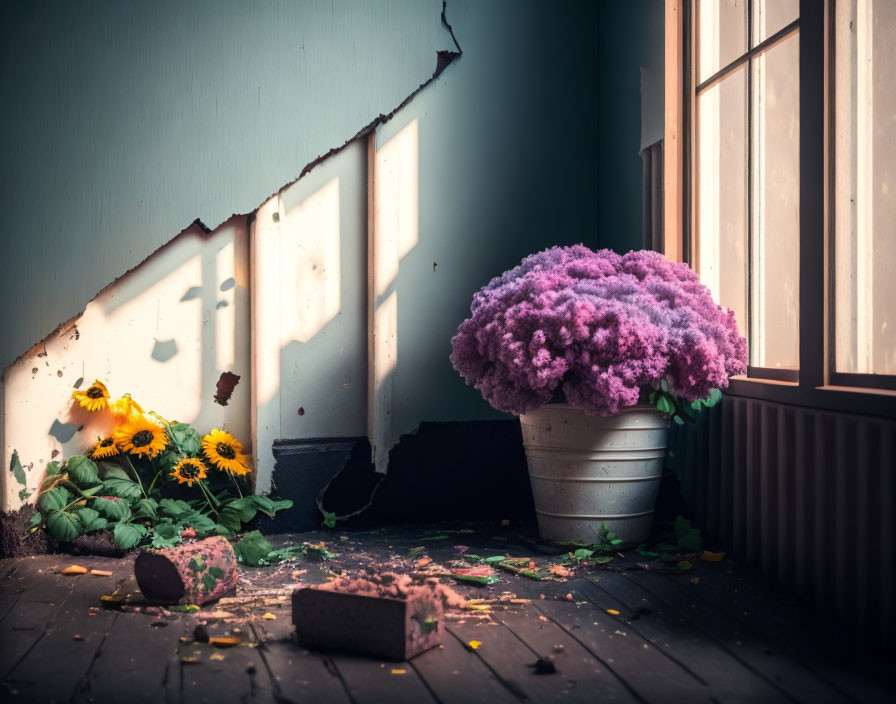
668, 0, 896, 419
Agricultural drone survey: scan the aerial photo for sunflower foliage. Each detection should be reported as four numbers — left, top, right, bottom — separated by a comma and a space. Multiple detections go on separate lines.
29, 382, 292, 552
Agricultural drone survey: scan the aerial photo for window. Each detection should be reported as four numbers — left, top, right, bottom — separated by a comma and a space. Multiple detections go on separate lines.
694, 0, 800, 378
832, 0, 896, 386
667, 0, 896, 415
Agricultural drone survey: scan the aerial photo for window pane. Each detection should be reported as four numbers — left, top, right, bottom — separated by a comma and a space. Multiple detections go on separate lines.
752, 0, 799, 45
751, 35, 800, 369
698, 0, 748, 83
697, 67, 748, 338
834, 0, 896, 375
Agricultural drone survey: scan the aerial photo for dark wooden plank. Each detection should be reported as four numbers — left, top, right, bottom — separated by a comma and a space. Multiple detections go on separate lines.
72, 611, 181, 704
0, 600, 59, 681
3, 591, 117, 702
250, 620, 352, 704
448, 615, 614, 704
180, 628, 277, 704
534, 596, 714, 703
582, 574, 791, 704
492, 604, 639, 703
410, 625, 520, 704
651, 561, 896, 703
624, 568, 849, 704
329, 652, 438, 704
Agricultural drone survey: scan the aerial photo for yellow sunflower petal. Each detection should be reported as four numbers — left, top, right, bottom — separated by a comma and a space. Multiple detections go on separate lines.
201, 429, 251, 475
72, 380, 111, 412
113, 417, 168, 458
171, 458, 208, 486
91, 437, 119, 460
110, 394, 144, 421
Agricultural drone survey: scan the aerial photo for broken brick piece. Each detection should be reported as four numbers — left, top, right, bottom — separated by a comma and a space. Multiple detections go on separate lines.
134, 537, 238, 606
292, 575, 443, 660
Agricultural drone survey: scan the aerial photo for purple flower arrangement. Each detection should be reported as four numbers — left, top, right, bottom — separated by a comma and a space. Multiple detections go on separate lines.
450, 246, 747, 419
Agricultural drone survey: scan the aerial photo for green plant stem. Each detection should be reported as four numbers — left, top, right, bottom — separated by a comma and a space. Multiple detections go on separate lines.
231, 475, 244, 498
146, 468, 164, 497
121, 454, 148, 499
196, 481, 221, 517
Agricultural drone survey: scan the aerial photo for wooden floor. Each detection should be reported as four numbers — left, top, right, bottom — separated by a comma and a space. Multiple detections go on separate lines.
1, 524, 893, 704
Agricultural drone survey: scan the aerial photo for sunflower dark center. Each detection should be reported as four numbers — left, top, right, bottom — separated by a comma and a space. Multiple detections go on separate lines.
180, 462, 201, 478
87, 387, 105, 399
132, 430, 154, 448
216, 442, 236, 459
100, 438, 115, 447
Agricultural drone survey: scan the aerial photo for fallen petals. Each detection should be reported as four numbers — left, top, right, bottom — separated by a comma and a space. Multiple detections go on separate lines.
61, 565, 88, 575
90, 569, 113, 577
700, 550, 726, 562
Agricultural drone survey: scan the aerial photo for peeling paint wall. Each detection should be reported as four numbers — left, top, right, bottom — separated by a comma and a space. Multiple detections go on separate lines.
376, 0, 601, 445
0, 0, 453, 374
2, 219, 250, 509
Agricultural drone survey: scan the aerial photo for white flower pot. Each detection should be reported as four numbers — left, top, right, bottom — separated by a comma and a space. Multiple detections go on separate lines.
519, 403, 669, 545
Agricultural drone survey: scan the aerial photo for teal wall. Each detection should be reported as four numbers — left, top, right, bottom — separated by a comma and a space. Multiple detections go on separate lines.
597, 0, 665, 255
0, 0, 666, 433
0, 0, 452, 372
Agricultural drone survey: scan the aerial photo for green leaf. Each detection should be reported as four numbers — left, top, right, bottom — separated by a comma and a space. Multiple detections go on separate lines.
38, 486, 70, 512
673, 415, 685, 425
593, 555, 614, 564
322, 511, 337, 529
113, 523, 142, 549
159, 498, 192, 519
227, 497, 258, 523
247, 495, 275, 514
215, 523, 234, 538
97, 462, 130, 481
674, 516, 692, 543
572, 548, 594, 562
154, 450, 180, 472
167, 423, 201, 455
28, 511, 43, 528
448, 572, 500, 586
152, 522, 181, 539
484, 555, 508, 564
46, 510, 82, 542
233, 530, 273, 566
677, 560, 693, 572
93, 496, 132, 521
184, 513, 216, 535
656, 395, 674, 417
678, 532, 703, 553
67, 456, 100, 486
76, 506, 100, 526
217, 507, 243, 534
10, 450, 27, 487
269, 498, 293, 513
102, 478, 143, 500
134, 498, 159, 519
706, 388, 723, 407
45, 461, 61, 477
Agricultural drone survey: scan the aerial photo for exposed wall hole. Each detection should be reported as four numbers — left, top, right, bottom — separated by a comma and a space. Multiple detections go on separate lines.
214, 371, 241, 406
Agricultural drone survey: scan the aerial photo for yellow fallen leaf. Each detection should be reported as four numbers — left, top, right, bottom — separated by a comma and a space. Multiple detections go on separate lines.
61, 565, 88, 575
606, 609, 621, 616
90, 569, 113, 576
262, 612, 277, 620
468, 640, 482, 650
690, 577, 700, 585
209, 636, 241, 647
415, 557, 433, 569
700, 550, 726, 562
209, 652, 226, 661
390, 669, 406, 675
501, 519, 511, 526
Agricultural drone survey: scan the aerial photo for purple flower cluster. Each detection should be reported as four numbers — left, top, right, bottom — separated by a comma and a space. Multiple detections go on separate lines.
450, 246, 747, 416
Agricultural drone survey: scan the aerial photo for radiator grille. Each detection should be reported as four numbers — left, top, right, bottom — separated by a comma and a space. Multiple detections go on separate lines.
669, 395, 895, 645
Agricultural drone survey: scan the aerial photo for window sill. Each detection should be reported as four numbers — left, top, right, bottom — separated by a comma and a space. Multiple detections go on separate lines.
722, 376, 896, 420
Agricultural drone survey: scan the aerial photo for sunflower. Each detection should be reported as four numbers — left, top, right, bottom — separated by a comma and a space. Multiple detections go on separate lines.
171, 457, 208, 486
91, 436, 119, 460
110, 394, 144, 421
201, 429, 251, 476
71, 380, 111, 412
113, 416, 168, 458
